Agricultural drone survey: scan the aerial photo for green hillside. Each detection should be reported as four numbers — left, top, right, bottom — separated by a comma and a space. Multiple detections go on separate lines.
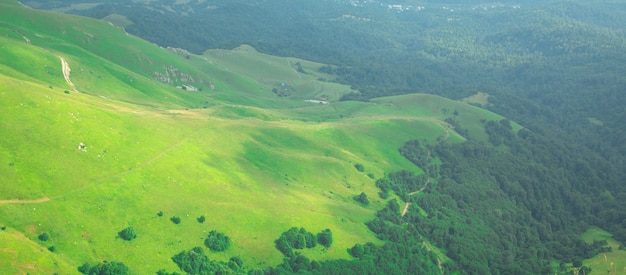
0, 0, 514, 273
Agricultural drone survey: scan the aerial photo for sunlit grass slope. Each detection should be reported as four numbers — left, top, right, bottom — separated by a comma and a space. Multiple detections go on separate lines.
580, 227, 626, 275
0, 0, 518, 273
0, 74, 427, 273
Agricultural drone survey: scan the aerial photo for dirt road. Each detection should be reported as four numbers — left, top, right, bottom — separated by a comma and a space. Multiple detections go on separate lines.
60, 57, 77, 92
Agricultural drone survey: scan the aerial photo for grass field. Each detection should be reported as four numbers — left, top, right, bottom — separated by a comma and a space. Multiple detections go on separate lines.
581, 227, 626, 275
0, 0, 520, 273
461, 92, 490, 107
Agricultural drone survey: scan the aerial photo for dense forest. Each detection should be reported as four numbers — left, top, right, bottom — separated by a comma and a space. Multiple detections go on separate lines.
26, 0, 626, 274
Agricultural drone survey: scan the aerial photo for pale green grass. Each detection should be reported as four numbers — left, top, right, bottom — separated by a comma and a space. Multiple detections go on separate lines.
203, 45, 354, 103
461, 92, 490, 106
369, 93, 516, 141
587, 117, 604, 126
51, 3, 102, 13
0, 227, 76, 274
101, 14, 134, 28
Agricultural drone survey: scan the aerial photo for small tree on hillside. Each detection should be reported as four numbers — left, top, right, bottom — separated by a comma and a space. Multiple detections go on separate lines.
317, 229, 333, 248
353, 192, 369, 205
118, 226, 137, 241
205, 230, 231, 252
38, 232, 50, 242
170, 216, 181, 224
354, 163, 365, 172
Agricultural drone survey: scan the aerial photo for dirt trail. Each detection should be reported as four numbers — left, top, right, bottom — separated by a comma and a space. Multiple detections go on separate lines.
401, 202, 411, 216
0, 197, 50, 205
401, 122, 450, 217
423, 241, 445, 275
288, 60, 303, 79
60, 57, 77, 92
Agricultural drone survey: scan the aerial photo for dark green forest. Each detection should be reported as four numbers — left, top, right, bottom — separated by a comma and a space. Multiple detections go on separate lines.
27, 0, 626, 274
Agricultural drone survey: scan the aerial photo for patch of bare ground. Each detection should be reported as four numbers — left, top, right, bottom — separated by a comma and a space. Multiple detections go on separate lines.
0, 197, 50, 205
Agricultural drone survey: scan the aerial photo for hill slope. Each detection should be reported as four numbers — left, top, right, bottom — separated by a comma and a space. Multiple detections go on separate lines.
0, 1, 512, 273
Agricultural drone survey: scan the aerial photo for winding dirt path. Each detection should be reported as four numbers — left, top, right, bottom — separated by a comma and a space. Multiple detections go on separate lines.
60, 57, 77, 92
0, 197, 50, 205
401, 122, 450, 217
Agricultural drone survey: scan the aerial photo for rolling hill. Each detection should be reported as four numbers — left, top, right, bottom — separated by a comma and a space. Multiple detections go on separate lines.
0, 0, 517, 273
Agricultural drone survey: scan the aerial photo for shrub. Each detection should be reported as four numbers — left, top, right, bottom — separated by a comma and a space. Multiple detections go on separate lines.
228, 256, 243, 271
78, 261, 129, 275
197, 215, 206, 223
157, 211, 163, 217
274, 227, 317, 256
317, 229, 333, 248
204, 230, 231, 252
354, 163, 365, 172
38, 232, 50, 241
117, 226, 136, 241
170, 216, 181, 224
172, 247, 232, 274
353, 192, 369, 206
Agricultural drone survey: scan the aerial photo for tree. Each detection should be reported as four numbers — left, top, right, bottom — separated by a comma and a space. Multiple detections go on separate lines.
117, 226, 136, 241
78, 261, 129, 275
349, 244, 365, 258
228, 256, 244, 271
275, 227, 318, 256
170, 216, 181, 224
301, 228, 316, 248
353, 192, 370, 206
171, 247, 232, 274
354, 163, 365, 172
317, 229, 333, 248
204, 230, 231, 252
38, 232, 50, 241
572, 259, 583, 268
197, 215, 205, 223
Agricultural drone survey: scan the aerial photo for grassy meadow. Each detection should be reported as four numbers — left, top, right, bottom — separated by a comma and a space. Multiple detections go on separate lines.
581, 227, 626, 275
0, 0, 518, 273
